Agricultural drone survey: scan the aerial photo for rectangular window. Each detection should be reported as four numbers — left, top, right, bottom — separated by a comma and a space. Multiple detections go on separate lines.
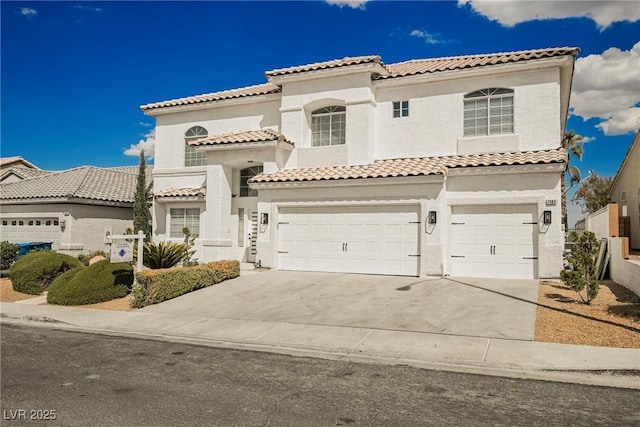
311, 106, 346, 146
185, 146, 207, 167
238, 208, 245, 247
169, 208, 200, 238
393, 101, 409, 118
2, 221, 7, 226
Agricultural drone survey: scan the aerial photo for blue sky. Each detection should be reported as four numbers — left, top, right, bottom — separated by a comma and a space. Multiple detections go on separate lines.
2, 1, 639, 225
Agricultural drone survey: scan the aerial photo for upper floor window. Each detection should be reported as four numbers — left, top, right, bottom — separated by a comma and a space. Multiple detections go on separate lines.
464, 88, 514, 137
240, 166, 263, 197
311, 106, 346, 147
393, 101, 409, 118
185, 126, 208, 167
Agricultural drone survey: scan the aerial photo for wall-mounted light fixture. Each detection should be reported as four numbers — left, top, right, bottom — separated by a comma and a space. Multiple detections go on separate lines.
260, 213, 269, 225
543, 210, 552, 224
60, 219, 67, 228
428, 211, 437, 224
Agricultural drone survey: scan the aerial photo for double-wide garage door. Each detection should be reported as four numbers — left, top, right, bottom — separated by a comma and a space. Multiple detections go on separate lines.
278, 206, 419, 276
1, 218, 61, 247
450, 205, 538, 279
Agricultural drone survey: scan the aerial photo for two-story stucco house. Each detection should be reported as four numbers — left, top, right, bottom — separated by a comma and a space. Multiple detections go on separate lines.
142, 47, 579, 279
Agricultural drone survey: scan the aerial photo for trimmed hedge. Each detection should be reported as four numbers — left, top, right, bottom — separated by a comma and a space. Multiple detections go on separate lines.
131, 259, 240, 308
47, 260, 134, 305
8, 251, 83, 295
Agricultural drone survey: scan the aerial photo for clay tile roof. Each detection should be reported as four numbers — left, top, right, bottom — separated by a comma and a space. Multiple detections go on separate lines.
0, 167, 138, 203
189, 129, 293, 147
154, 187, 206, 198
379, 47, 579, 79
249, 149, 567, 184
141, 83, 281, 111
265, 55, 382, 77
1, 167, 52, 180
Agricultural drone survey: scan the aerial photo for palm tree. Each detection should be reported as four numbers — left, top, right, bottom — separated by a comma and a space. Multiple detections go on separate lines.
561, 130, 585, 229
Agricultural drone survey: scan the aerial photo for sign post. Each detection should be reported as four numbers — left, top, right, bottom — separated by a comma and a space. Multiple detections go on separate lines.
108, 231, 145, 272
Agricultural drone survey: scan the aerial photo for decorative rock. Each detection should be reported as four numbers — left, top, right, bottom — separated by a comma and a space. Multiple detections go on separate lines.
88, 255, 106, 265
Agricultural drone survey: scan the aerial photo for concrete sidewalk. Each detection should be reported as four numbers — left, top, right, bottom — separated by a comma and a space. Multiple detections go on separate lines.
1, 299, 638, 389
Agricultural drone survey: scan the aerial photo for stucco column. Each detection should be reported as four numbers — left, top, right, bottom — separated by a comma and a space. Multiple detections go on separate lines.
205, 165, 233, 243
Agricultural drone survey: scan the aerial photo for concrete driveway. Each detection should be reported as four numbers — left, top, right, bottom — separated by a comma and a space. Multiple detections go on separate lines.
140, 271, 539, 340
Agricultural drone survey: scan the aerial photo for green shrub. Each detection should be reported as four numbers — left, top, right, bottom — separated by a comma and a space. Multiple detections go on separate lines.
1, 241, 20, 271
561, 231, 600, 304
8, 251, 83, 295
131, 259, 240, 308
143, 240, 189, 269
77, 250, 108, 266
47, 260, 133, 305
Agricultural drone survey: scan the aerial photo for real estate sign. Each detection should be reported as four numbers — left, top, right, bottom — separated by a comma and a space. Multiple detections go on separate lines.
110, 239, 134, 263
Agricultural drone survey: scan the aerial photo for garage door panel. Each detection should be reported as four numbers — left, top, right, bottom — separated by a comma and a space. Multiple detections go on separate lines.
278, 206, 419, 276
451, 205, 537, 279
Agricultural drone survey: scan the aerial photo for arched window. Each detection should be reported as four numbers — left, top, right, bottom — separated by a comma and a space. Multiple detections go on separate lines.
185, 126, 208, 167
240, 166, 263, 197
621, 191, 628, 216
311, 106, 346, 147
464, 88, 514, 137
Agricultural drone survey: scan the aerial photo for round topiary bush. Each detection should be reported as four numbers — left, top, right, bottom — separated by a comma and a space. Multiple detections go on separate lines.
47, 260, 134, 305
8, 251, 83, 295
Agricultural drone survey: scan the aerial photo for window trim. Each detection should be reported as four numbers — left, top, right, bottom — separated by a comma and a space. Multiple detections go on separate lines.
463, 88, 514, 137
311, 105, 346, 147
185, 126, 208, 167
393, 100, 409, 118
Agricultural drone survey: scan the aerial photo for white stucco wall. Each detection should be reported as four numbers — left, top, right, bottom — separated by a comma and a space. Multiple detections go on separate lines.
609, 138, 640, 249
374, 68, 561, 159
609, 237, 640, 296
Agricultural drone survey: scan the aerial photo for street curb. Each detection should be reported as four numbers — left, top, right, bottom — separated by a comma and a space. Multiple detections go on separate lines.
2, 315, 639, 390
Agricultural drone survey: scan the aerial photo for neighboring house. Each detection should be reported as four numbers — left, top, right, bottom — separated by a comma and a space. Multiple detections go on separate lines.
142, 47, 578, 279
609, 130, 640, 250
0, 156, 46, 184
0, 166, 144, 255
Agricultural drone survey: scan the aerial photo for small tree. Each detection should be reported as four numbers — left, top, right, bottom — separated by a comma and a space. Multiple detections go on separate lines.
181, 227, 199, 267
571, 173, 613, 214
133, 151, 152, 241
560, 231, 600, 304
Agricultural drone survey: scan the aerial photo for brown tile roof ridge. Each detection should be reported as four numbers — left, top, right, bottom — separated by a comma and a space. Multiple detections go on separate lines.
249, 148, 567, 183
379, 47, 580, 79
154, 187, 206, 198
141, 82, 281, 111
189, 128, 293, 146
265, 55, 383, 77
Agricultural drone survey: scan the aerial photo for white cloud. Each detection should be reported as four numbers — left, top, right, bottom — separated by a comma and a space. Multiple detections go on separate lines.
139, 122, 153, 128
580, 136, 596, 144
571, 42, 640, 135
73, 4, 103, 12
124, 130, 155, 159
19, 7, 38, 19
409, 29, 451, 45
458, 0, 640, 30
325, 0, 370, 10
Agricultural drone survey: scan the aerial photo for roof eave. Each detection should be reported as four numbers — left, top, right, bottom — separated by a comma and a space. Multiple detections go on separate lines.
141, 91, 282, 116
266, 62, 389, 85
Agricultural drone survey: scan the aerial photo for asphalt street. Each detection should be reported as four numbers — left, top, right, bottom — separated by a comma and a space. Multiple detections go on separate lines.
1, 324, 638, 426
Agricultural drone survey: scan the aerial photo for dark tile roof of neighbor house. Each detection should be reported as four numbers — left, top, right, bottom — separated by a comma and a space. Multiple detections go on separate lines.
188, 129, 294, 147
141, 47, 579, 111
249, 148, 567, 183
0, 166, 141, 204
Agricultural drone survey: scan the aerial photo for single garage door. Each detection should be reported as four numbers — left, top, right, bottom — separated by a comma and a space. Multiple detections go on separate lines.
1, 218, 62, 247
450, 205, 537, 279
278, 206, 420, 276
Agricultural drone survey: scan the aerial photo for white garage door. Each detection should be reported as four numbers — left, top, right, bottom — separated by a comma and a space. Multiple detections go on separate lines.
450, 205, 537, 279
278, 206, 420, 276
1, 218, 61, 246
